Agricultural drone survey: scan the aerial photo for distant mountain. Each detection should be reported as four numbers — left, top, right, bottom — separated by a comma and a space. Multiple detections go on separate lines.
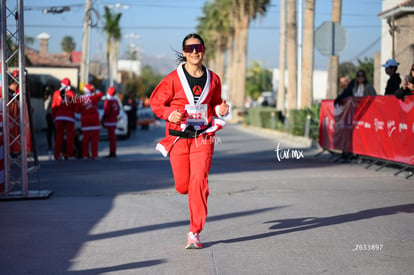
141, 54, 176, 76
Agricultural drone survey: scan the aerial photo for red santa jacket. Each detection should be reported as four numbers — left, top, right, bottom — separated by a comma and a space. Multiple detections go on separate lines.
75, 91, 103, 131
102, 96, 120, 127
51, 88, 76, 122
150, 63, 226, 157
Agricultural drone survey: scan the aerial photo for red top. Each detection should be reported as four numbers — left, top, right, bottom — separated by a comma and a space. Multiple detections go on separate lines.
75, 91, 103, 130
103, 97, 120, 126
51, 88, 76, 122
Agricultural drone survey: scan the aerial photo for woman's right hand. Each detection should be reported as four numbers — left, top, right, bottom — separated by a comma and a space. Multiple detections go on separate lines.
169, 110, 185, 123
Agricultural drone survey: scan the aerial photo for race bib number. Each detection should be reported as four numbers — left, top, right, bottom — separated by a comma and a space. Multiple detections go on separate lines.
185, 104, 208, 126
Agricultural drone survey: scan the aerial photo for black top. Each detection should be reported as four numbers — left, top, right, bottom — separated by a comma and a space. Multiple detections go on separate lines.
183, 64, 207, 104
385, 73, 401, 95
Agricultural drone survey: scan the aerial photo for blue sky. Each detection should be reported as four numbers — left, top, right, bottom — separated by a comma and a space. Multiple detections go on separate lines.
17, 0, 383, 70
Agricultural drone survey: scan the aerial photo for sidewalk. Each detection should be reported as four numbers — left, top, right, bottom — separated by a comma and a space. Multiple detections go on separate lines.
0, 124, 413, 274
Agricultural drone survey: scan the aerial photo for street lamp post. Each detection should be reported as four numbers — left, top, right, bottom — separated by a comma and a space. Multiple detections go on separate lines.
80, 0, 92, 90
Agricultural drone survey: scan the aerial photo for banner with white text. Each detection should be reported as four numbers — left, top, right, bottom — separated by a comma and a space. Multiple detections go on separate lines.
319, 96, 414, 165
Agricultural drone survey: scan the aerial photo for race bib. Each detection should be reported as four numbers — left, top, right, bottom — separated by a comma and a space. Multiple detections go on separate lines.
185, 104, 208, 126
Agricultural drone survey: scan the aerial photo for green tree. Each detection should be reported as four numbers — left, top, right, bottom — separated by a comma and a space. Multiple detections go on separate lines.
356, 57, 374, 84
25, 36, 35, 47
338, 62, 357, 81
140, 65, 163, 98
103, 6, 122, 86
338, 58, 374, 87
61, 36, 75, 54
245, 61, 272, 100
120, 65, 163, 99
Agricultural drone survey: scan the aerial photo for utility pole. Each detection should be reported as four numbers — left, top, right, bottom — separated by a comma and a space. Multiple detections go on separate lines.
326, 0, 342, 99
80, 0, 93, 90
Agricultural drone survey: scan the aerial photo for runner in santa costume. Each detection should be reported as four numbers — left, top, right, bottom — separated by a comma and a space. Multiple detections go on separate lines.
150, 33, 230, 249
6, 70, 33, 156
51, 78, 76, 160
102, 86, 120, 158
75, 83, 103, 159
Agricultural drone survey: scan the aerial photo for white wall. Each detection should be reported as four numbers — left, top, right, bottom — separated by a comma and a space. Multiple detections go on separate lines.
118, 60, 142, 76
379, 0, 400, 94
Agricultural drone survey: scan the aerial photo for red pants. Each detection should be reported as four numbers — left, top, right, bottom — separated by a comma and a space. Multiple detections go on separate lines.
106, 126, 117, 153
82, 129, 100, 159
55, 120, 75, 158
169, 135, 214, 234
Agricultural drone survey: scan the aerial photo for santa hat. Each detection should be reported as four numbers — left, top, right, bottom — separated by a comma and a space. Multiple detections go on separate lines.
83, 83, 94, 94
8, 70, 19, 84
12, 70, 19, 78
107, 86, 116, 96
61, 78, 71, 89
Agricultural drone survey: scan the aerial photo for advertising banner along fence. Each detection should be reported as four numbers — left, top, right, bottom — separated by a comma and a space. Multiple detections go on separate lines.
319, 96, 414, 166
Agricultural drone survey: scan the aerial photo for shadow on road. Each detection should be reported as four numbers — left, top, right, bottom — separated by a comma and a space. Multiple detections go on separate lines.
204, 203, 414, 247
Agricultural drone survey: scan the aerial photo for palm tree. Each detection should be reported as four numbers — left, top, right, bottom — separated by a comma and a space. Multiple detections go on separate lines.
103, 6, 122, 86
277, 0, 287, 112
61, 35, 75, 55
287, 0, 297, 110
229, 0, 270, 110
301, 0, 315, 108
197, 0, 232, 80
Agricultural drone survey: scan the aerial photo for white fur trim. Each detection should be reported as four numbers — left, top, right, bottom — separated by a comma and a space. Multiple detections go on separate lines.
81, 126, 100, 131
176, 62, 211, 106
155, 143, 169, 158
168, 112, 174, 122
55, 116, 75, 122
215, 102, 232, 120
204, 118, 226, 134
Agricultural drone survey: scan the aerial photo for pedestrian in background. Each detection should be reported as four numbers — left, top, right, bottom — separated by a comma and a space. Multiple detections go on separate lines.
395, 74, 414, 101
351, 70, 377, 97
382, 58, 401, 95
52, 78, 76, 160
44, 85, 55, 159
334, 75, 354, 105
102, 86, 120, 158
150, 33, 230, 249
75, 83, 103, 159
401, 63, 414, 90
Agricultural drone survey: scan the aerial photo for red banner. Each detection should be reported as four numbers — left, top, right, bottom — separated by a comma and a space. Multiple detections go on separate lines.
319, 96, 414, 165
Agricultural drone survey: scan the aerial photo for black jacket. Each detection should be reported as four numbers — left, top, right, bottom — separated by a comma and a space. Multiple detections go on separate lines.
385, 73, 401, 95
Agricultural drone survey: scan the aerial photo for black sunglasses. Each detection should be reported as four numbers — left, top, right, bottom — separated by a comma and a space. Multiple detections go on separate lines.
183, 44, 205, 53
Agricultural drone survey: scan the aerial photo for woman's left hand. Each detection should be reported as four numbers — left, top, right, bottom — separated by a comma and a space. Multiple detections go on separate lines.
219, 100, 229, 116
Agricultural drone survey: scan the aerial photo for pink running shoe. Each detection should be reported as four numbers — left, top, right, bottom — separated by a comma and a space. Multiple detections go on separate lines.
185, 232, 202, 249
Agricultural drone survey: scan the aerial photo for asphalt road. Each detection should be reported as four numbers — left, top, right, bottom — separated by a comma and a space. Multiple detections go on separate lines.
0, 123, 413, 275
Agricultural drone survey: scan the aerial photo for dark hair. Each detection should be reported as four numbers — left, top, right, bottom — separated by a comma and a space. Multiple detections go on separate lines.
355, 70, 368, 85
175, 33, 206, 64
407, 75, 414, 85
